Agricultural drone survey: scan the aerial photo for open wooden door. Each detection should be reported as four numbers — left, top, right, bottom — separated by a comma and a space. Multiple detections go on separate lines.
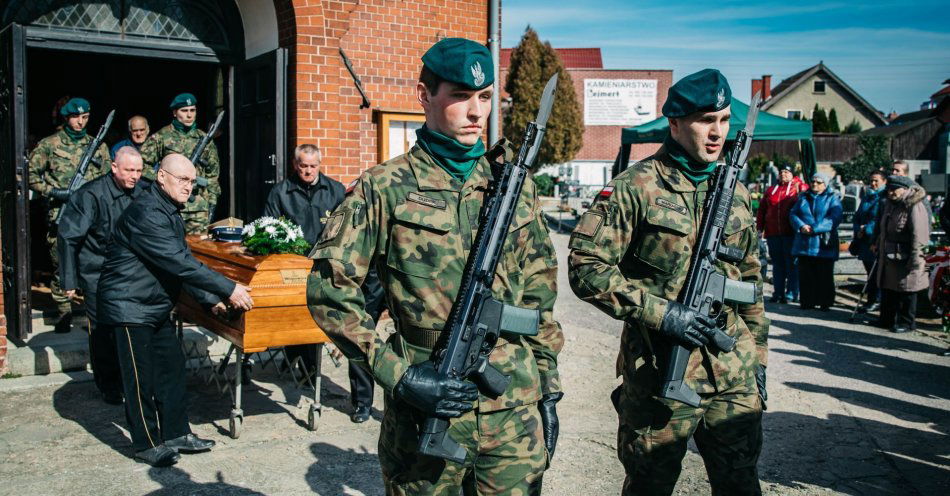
0, 23, 31, 340
233, 48, 287, 221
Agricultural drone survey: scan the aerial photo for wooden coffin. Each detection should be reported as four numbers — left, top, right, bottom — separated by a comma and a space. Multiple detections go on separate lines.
177, 236, 329, 353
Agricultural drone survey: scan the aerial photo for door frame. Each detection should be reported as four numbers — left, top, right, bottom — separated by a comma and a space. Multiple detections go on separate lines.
2, 30, 235, 340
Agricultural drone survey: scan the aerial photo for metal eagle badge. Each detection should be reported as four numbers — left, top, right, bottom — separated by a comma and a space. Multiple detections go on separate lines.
471, 61, 485, 87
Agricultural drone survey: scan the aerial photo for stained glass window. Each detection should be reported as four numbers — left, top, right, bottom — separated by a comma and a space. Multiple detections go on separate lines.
4, 0, 230, 49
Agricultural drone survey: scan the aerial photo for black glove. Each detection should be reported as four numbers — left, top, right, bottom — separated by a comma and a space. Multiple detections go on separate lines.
539, 392, 563, 461
754, 364, 768, 410
658, 301, 718, 349
49, 188, 71, 202
394, 361, 478, 418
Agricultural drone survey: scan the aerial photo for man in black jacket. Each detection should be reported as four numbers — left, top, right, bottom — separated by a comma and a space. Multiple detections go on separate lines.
263, 144, 384, 423
58, 146, 145, 405
98, 153, 253, 467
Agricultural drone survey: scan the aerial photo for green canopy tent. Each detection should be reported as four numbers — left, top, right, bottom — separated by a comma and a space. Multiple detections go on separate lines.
614, 97, 815, 178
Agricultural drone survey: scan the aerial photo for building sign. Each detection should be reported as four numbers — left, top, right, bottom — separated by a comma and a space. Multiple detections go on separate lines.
584, 79, 657, 126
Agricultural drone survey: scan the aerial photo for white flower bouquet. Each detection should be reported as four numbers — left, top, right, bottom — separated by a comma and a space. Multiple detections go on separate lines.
241, 216, 310, 256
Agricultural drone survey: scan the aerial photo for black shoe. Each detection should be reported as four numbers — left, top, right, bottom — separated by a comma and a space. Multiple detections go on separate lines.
54, 315, 72, 334
890, 326, 911, 334
135, 445, 180, 467
779, 298, 789, 304
801, 304, 815, 310
941, 347, 950, 357
819, 305, 830, 312
350, 405, 371, 423
165, 433, 215, 454
865, 302, 880, 313
102, 391, 124, 405
768, 296, 780, 303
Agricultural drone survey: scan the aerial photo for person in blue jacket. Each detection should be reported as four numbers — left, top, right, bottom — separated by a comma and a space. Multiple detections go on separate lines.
851, 170, 886, 313
790, 172, 843, 311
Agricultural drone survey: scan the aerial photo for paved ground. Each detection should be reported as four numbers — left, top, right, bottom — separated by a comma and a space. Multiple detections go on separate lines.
1, 231, 948, 495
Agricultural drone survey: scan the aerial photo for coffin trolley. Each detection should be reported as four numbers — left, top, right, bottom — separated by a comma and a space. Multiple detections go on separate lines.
176, 236, 329, 438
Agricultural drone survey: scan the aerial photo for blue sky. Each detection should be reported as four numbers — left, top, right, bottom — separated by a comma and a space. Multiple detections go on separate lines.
502, 0, 949, 114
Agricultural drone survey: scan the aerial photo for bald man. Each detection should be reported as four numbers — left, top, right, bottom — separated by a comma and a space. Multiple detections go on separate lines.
110, 115, 149, 159
58, 146, 146, 405
98, 153, 253, 467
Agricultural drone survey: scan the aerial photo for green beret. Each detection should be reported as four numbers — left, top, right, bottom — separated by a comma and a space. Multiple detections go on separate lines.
662, 69, 732, 118
60, 97, 90, 116
422, 38, 493, 90
170, 93, 197, 109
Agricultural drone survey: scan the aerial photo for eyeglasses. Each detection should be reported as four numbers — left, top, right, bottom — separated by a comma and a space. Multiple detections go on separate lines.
162, 170, 197, 186
810, 180, 824, 184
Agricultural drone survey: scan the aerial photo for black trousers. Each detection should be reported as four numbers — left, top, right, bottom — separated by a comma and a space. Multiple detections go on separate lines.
797, 256, 836, 308
861, 258, 880, 305
113, 319, 191, 452
87, 316, 122, 397
880, 289, 917, 329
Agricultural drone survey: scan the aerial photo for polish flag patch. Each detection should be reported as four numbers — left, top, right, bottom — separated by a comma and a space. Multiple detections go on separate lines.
597, 186, 614, 199
345, 179, 358, 194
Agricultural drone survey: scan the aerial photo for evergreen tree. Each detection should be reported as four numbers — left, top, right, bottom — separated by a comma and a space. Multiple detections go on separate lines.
843, 119, 862, 134
812, 104, 829, 132
503, 27, 583, 169
828, 108, 841, 133
835, 135, 890, 184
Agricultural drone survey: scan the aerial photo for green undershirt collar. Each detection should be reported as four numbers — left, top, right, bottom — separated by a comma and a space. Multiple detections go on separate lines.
663, 133, 717, 184
63, 127, 87, 142
172, 119, 196, 133
415, 125, 485, 182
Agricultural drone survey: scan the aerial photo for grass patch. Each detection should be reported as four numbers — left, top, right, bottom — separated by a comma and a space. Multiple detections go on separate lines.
1, 372, 22, 379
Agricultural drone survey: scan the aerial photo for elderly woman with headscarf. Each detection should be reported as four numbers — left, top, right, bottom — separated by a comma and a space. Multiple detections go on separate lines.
756, 163, 808, 303
790, 172, 843, 311
876, 175, 930, 333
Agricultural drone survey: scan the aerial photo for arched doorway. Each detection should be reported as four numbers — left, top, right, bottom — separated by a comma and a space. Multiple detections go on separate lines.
0, 0, 287, 339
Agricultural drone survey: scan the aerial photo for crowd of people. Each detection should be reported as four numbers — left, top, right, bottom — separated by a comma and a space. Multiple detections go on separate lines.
756, 160, 935, 334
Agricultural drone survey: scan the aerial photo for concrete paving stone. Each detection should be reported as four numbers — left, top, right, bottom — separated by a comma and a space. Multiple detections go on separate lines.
0, 231, 948, 495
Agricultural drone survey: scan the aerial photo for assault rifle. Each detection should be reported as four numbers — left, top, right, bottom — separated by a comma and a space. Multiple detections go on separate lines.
417, 75, 559, 463
54, 109, 115, 223
189, 110, 225, 217
658, 92, 763, 408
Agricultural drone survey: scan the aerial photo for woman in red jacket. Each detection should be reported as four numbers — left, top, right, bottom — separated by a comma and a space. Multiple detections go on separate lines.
756, 164, 808, 303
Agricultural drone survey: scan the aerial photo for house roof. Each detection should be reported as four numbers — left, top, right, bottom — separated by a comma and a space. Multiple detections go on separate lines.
761, 62, 887, 126
862, 116, 934, 136
500, 47, 603, 69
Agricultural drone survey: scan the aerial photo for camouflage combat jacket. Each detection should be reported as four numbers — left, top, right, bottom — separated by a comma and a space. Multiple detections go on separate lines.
307, 143, 564, 412
28, 130, 110, 219
568, 148, 768, 395
140, 123, 221, 207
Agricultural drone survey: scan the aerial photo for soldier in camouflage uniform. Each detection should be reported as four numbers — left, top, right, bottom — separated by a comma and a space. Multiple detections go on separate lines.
307, 38, 564, 495
29, 97, 111, 333
140, 93, 220, 234
568, 69, 769, 496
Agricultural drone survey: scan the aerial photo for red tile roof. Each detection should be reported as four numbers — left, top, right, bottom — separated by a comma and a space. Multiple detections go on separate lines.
500, 47, 603, 69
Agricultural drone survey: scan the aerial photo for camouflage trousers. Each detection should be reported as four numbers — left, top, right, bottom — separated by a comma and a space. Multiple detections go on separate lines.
182, 195, 211, 235
379, 396, 548, 496
45, 226, 73, 319
615, 368, 763, 496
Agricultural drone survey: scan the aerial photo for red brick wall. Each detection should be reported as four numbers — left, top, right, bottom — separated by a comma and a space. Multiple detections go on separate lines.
500, 67, 673, 164
283, 0, 488, 183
